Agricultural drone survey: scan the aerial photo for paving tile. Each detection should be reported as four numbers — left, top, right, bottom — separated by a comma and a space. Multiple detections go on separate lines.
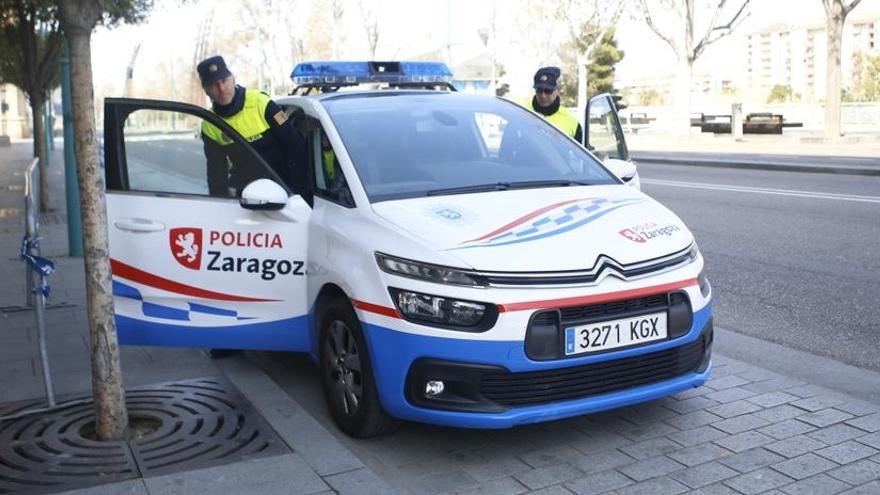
529, 486, 576, 495
748, 391, 801, 408
756, 405, 810, 423
668, 426, 728, 447
620, 437, 683, 461
671, 387, 712, 400
664, 410, 723, 430
619, 421, 679, 442
835, 401, 880, 417
713, 431, 775, 453
758, 419, 817, 440
787, 385, 831, 400
771, 453, 839, 480
455, 477, 529, 495
719, 448, 787, 473
324, 467, 399, 495
800, 409, 856, 428
519, 445, 587, 468
826, 459, 880, 485
778, 473, 851, 495
618, 456, 685, 482
707, 376, 750, 391
766, 435, 829, 458
615, 476, 689, 495
856, 432, 880, 449
847, 413, 880, 433
707, 400, 762, 419
568, 450, 636, 475
664, 396, 719, 414
670, 461, 739, 489
742, 378, 807, 395
808, 425, 867, 445
462, 456, 533, 482
669, 443, 734, 467
514, 465, 585, 491
722, 467, 795, 495
705, 387, 759, 404
687, 482, 742, 494
563, 470, 633, 495
792, 396, 846, 412
815, 441, 879, 465
838, 481, 880, 495
570, 432, 633, 455
713, 414, 771, 434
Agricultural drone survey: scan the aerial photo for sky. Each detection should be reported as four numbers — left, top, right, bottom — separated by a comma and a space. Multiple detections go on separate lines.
89, 0, 880, 99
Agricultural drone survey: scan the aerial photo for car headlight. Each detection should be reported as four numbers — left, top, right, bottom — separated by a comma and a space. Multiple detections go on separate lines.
389, 288, 497, 331
376, 252, 487, 287
688, 242, 700, 261
698, 269, 711, 298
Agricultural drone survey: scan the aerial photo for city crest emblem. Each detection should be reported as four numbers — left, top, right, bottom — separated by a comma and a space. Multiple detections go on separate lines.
170, 227, 203, 270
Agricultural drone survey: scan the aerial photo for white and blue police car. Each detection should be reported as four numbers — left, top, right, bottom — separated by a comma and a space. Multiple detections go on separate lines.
102, 61, 711, 437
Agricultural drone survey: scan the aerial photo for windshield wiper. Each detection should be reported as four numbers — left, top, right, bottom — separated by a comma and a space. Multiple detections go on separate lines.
426, 182, 511, 196
504, 180, 594, 190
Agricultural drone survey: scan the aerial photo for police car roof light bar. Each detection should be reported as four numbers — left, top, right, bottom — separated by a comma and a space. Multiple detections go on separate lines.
291, 61, 455, 93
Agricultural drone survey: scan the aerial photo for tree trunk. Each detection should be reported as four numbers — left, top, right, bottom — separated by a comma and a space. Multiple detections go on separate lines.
675, 57, 693, 135
29, 91, 50, 212
824, 2, 844, 139
61, 3, 129, 442
576, 52, 588, 115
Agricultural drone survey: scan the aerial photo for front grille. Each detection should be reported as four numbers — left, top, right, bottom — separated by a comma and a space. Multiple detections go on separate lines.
559, 294, 669, 324
481, 330, 710, 407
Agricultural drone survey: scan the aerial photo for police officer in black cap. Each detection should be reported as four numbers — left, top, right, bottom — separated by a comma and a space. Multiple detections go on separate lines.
197, 55, 307, 198
528, 66, 582, 142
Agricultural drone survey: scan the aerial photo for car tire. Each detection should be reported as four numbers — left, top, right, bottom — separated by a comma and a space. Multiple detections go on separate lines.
319, 297, 399, 438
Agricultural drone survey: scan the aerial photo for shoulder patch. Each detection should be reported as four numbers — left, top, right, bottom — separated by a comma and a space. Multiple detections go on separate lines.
273, 110, 288, 126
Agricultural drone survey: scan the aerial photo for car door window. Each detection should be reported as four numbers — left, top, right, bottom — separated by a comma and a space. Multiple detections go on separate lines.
120, 108, 278, 198
586, 97, 624, 160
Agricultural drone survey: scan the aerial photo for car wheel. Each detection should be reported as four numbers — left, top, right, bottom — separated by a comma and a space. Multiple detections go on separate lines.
319, 298, 399, 437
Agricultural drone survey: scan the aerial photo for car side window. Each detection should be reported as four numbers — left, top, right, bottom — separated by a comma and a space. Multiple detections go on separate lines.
120, 108, 276, 198
312, 129, 355, 207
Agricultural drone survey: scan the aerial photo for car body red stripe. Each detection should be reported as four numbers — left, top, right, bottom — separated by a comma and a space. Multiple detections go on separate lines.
460, 198, 586, 243
351, 299, 401, 319
497, 278, 699, 313
110, 259, 278, 302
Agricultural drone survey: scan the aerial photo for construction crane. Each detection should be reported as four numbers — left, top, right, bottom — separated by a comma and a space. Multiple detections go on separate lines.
123, 44, 141, 98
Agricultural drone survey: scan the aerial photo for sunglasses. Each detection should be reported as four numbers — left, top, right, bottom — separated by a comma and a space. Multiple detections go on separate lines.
535, 88, 556, 95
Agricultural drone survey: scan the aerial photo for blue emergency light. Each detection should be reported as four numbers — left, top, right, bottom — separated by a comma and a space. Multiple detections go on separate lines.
290, 61, 453, 89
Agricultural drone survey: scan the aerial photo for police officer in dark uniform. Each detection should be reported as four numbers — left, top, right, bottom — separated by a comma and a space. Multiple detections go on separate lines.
196, 55, 307, 198
528, 66, 583, 142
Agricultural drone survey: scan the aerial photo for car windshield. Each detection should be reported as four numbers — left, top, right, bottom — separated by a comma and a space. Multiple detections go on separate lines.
321, 93, 619, 202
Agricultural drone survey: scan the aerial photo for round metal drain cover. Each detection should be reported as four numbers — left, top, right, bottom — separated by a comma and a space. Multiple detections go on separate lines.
0, 377, 288, 494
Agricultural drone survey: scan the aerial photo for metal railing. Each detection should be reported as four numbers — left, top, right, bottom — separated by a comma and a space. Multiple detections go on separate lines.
20, 158, 56, 408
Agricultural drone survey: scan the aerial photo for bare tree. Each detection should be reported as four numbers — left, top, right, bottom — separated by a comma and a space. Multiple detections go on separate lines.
638, 0, 750, 134
240, 0, 303, 95
0, 0, 63, 212
822, 0, 863, 138
555, 0, 627, 112
356, 0, 379, 59
331, 0, 345, 59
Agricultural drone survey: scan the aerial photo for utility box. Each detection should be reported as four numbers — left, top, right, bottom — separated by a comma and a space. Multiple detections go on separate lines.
731, 103, 743, 141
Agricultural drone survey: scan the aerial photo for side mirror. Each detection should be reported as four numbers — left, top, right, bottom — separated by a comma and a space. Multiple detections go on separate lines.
240, 179, 288, 210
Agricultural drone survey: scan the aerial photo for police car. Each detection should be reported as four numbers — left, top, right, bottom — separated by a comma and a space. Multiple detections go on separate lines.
103, 61, 711, 437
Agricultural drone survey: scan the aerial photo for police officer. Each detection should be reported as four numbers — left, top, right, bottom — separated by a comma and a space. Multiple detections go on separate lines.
197, 55, 307, 198
529, 66, 583, 142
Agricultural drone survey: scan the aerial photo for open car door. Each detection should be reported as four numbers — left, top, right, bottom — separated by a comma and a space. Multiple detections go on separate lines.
585, 93, 639, 189
103, 98, 311, 351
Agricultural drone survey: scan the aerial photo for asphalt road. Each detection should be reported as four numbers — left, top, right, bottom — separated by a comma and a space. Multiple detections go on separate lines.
638, 162, 880, 372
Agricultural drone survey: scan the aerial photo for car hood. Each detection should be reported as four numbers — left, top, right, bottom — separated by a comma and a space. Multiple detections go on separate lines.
371, 186, 693, 272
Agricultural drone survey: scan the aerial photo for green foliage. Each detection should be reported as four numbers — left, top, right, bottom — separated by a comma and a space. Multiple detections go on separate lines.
766, 84, 799, 103
849, 53, 880, 102
557, 28, 624, 106
102, 0, 154, 28
636, 88, 665, 106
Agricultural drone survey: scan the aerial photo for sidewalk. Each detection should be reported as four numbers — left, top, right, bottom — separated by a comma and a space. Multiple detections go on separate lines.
628, 133, 880, 176
0, 141, 396, 494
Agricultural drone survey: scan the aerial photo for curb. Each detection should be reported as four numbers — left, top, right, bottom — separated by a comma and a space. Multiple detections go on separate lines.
715, 325, 880, 406
632, 155, 880, 177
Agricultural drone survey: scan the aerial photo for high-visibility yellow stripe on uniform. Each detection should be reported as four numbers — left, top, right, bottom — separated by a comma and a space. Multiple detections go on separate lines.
202, 89, 272, 146
527, 99, 579, 138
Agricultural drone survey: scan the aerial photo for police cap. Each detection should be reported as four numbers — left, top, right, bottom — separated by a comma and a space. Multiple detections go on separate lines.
533, 66, 561, 90
197, 55, 233, 87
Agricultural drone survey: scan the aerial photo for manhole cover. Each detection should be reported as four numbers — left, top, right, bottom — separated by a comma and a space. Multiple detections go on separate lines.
0, 377, 289, 494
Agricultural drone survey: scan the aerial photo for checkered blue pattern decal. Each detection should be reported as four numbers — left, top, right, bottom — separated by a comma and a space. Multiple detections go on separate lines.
452, 197, 644, 250
113, 280, 255, 322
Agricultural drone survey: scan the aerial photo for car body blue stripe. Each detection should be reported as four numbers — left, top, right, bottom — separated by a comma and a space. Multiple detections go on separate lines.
189, 302, 238, 317
116, 314, 312, 351
142, 301, 190, 321
112, 280, 142, 300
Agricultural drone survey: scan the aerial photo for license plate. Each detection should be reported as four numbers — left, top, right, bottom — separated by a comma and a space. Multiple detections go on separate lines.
564, 312, 667, 356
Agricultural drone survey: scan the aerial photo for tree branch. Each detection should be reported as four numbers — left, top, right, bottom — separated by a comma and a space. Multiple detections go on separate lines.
638, 0, 679, 58
693, 0, 750, 61
844, 0, 863, 15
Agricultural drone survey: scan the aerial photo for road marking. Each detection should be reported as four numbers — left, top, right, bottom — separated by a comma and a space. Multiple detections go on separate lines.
642, 178, 880, 204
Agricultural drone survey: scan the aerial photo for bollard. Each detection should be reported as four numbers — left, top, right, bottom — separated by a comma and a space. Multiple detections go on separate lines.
732, 103, 744, 142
